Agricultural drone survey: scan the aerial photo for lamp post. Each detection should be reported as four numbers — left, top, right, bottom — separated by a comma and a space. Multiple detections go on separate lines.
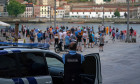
102, 6, 104, 25
126, 0, 130, 42
54, 0, 56, 29
15, 22, 19, 44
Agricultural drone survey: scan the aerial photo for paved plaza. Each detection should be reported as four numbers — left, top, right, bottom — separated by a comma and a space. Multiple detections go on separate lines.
0, 34, 140, 84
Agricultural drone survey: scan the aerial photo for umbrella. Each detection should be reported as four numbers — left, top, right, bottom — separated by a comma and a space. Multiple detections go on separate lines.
0, 21, 10, 27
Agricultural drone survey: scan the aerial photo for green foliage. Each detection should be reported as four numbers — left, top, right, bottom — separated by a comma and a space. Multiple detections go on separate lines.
80, 0, 88, 2
114, 9, 120, 17
24, 0, 29, 2
7, 0, 25, 17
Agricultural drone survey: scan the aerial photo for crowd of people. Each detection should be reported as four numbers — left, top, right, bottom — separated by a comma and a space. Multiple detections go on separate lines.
0, 24, 137, 52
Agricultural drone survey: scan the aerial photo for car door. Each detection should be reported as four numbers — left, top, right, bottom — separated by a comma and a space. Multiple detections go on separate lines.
45, 53, 64, 84
0, 52, 20, 84
16, 52, 53, 84
81, 53, 102, 84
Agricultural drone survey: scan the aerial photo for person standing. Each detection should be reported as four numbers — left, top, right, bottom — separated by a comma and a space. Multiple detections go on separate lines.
88, 31, 93, 48
98, 25, 101, 33
65, 33, 70, 49
26, 27, 30, 37
37, 31, 42, 43
59, 29, 64, 51
77, 32, 83, 52
70, 33, 76, 42
99, 34, 104, 52
130, 27, 134, 41
45, 30, 50, 44
30, 29, 35, 43
106, 26, 109, 35
42, 31, 46, 43
83, 30, 87, 48
92, 32, 95, 48
62, 42, 84, 84
54, 32, 59, 46
109, 27, 112, 36
71, 27, 75, 34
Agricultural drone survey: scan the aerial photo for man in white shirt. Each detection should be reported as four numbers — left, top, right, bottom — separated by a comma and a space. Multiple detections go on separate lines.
83, 30, 87, 48
59, 30, 63, 51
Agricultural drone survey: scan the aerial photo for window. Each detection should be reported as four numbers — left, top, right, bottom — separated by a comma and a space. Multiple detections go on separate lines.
46, 54, 63, 68
0, 54, 18, 78
46, 57, 63, 67
48, 7, 49, 10
18, 52, 48, 77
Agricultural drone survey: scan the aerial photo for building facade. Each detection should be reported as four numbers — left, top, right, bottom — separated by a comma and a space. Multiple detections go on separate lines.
69, 9, 126, 18
0, 4, 4, 12
47, 0, 54, 7
94, 0, 104, 4
60, 0, 67, 6
42, 0, 48, 5
111, 0, 126, 3
56, 0, 60, 7
56, 7, 65, 18
40, 5, 50, 18
0, 0, 9, 17
63, 4, 70, 14
36, 0, 43, 5
137, 6, 140, 19
20, 3, 34, 17
34, 5, 40, 17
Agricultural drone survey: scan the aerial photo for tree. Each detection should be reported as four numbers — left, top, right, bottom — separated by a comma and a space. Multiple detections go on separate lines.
114, 9, 120, 17
7, 0, 25, 17
104, 0, 111, 2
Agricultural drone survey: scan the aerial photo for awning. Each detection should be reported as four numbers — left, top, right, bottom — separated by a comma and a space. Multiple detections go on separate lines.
0, 21, 10, 27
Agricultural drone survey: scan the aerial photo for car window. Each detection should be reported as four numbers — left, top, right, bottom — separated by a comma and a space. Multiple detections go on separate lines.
0, 54, 18, 78
46, 55, 64, 68
17, 52, 48, 77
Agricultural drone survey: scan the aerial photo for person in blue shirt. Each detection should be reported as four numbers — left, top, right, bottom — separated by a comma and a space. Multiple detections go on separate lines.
65, 33, 70, 49
62, 42, 84, 84
75, 30, 78, 37
37, 31, 42, 43
92, 32, 95, 48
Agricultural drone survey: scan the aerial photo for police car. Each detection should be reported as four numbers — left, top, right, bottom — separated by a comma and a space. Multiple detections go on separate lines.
0, 47, 102, 84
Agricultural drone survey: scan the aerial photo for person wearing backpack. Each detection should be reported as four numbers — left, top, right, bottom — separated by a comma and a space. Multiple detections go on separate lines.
77, 32, 83, 52
70, 33, 76, 42
88, 31, 93, 48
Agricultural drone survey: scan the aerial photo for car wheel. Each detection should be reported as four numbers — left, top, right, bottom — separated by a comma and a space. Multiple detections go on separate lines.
55, 47, 60, 53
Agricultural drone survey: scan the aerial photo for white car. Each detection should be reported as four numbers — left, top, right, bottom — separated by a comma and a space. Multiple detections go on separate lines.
0, 46, 102, 84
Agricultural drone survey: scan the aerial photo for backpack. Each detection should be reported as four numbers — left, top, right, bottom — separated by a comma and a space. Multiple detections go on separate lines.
89, 34, 92, 39
70, 35, 76, 42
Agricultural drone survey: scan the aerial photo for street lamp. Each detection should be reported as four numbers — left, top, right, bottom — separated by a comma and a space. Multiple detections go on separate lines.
102, 6, 104, 25
126, 0, 130, 42
54, 0, 56, 29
